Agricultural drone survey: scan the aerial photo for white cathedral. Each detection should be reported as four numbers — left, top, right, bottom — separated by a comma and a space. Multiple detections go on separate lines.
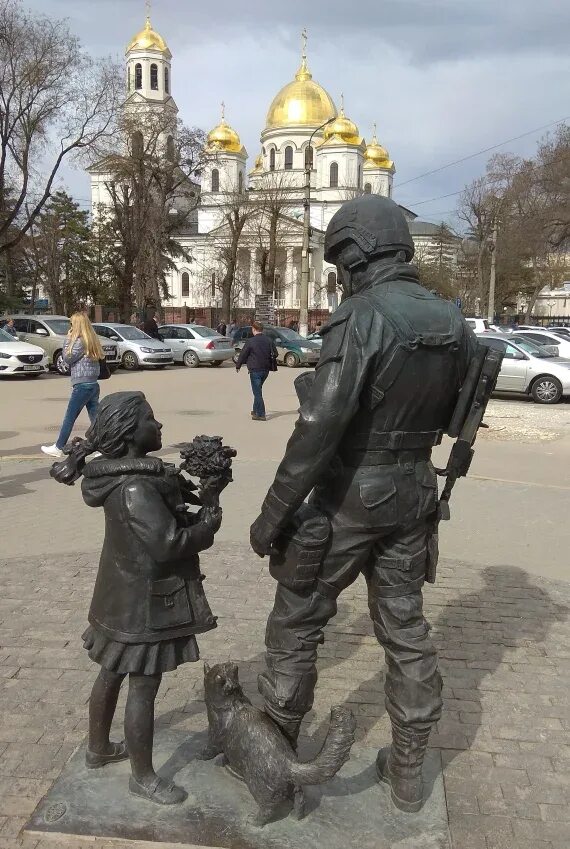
90, 16, 441, 314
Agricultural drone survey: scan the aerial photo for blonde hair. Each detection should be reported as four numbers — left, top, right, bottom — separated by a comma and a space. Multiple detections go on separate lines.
69, 312, 104, 361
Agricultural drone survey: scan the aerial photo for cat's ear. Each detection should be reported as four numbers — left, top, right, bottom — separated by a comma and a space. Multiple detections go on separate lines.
203, 662, 211, 675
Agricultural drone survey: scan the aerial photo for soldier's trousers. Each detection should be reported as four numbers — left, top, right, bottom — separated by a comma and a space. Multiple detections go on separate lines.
260, 462, 443, 736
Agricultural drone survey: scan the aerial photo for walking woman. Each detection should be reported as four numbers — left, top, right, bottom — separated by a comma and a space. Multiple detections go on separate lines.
50, 391, 223, 804
41, 312, 104, 459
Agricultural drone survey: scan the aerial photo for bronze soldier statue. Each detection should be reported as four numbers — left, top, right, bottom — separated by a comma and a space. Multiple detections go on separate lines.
250, 195, 478, 813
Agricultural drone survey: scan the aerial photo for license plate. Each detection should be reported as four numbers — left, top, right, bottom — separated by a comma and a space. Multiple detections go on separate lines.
24, 364, 41, 371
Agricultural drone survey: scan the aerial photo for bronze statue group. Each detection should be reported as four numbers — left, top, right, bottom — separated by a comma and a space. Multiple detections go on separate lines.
52, 196, 493, 827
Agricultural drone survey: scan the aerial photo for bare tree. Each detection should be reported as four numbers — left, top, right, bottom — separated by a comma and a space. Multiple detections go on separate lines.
0, 0, 120, 259
250, 172, 297, 294
94, 110, 206, 318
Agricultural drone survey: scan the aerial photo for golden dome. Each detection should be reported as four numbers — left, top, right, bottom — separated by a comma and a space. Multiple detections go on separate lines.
249, 153, 263, 175
207, 107, 243, 155
323, 99, 361, 145
265, 56, 337, 129
127, 17, 170, 56
364, 126, 393, 168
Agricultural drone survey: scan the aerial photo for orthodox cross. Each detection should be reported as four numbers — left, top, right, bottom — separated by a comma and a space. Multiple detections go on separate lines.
301, 28, 308, 60
146, 0, 151, 19
221, 101, 226, 122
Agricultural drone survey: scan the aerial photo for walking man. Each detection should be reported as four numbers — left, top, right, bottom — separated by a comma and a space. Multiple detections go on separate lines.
250, 195, 477, 812
235, 321, 277, 422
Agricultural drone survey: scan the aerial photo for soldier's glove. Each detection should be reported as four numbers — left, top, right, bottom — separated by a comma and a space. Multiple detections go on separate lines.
250, 513, 277, 558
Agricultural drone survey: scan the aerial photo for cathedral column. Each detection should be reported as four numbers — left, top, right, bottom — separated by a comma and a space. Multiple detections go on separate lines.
285, 248, 294, 308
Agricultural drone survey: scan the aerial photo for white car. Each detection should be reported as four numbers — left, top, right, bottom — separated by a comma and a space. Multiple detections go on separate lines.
0, 327, 48, 376
479, 334, 570, 403
465, 318, 500, 334
158, 324, 234, 368
93, 323, 174, 370
514, 329, 570, 359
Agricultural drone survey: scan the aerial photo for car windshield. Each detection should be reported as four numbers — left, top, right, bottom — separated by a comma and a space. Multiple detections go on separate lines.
190, 326, 218, 338
512, 337, 555, 358
44, 319, 70, 334
113, 326, 150, 341
276, 327, 305, 341
0, 328, 17, 342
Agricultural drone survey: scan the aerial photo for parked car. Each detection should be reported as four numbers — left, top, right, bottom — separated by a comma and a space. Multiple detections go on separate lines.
546, 326, 570, 341
478, 334, 570, 403
0, 314, 120, 375
158, 324, 234, 368
306, 331, 323, 347
509, 334, 560, 357
513, 329, 570, 359
92, 323, 173, 370
233, 325, 320, 367
465, 318, 500, 334
0, 326, 48, 377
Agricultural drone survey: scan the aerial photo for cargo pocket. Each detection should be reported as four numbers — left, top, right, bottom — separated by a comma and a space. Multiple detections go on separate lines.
359, 478, 397, 526
416, 466, 437, 519
149, 576, 193, 631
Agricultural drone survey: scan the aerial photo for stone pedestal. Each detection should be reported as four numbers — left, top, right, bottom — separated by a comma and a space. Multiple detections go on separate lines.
26, 729, 450, 849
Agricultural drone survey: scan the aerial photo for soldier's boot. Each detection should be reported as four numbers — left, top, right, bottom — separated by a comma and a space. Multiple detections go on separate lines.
258, 670, 313, 750
376, 722, 431, 813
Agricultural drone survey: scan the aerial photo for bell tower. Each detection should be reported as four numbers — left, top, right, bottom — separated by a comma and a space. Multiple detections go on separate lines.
125, 4, 177, 117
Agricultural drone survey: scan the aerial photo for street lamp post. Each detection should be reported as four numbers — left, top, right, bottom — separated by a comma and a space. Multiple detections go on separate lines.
299, 116, 336, 338
487, 218, 498, 324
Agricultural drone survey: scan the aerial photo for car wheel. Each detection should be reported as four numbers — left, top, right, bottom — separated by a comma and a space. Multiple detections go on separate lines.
183, 350, 200, 368
210, 360, 223, 367
232, 351, 240, 364
284, 352, 299, 368
122, 350, 139, 370
54, 350, 70, 375
530, 376, 562, 404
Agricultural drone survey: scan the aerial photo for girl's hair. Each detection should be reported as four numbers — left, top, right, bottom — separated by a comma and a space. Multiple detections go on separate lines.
51, 391, 148, 485
69, 312, 104, 361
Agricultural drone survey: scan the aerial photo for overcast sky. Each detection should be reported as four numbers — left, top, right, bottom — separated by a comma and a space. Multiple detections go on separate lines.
29, 0, 570, 230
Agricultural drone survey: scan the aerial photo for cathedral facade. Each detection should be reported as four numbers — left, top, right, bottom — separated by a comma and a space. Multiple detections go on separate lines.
90, 16, 437, 314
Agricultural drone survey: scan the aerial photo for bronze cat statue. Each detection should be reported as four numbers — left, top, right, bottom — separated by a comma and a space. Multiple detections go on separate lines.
201, 661, 356, 826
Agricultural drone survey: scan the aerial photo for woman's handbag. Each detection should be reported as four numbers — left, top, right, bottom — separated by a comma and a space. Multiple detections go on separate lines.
98, 358, 111, 380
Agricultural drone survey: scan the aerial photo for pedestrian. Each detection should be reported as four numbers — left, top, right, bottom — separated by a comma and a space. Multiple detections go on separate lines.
41, 312, 105, 459
235, 321, 278, 422
141, 310, 163, 341
228, 319, 238, 337
3, 318, 17, 337
216, 320, 227, 336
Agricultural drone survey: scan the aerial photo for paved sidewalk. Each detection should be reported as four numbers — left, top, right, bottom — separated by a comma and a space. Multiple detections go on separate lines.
0, 543, 569, 849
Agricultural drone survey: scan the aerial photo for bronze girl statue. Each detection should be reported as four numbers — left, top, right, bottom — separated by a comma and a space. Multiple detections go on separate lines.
51, 391, 235, 805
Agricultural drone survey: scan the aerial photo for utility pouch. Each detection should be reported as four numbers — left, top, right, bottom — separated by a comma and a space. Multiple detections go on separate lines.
149, 576, 193, 630
269, 503, 331, 592
425, 514, 440, 585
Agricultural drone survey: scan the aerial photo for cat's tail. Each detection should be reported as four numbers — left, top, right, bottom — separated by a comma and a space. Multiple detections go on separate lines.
289, 705, 356, 786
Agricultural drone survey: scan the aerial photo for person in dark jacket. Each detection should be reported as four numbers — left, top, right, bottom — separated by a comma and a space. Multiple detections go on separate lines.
235, 321, 277, 421
51, 391, 223, 805
141, 311, 163, 341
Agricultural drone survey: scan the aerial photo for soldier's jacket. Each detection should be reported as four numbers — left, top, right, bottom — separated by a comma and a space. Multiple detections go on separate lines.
261, 261, 478, 533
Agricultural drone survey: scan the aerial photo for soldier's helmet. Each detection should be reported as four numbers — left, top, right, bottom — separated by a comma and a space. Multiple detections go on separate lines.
324, 195, 415, 266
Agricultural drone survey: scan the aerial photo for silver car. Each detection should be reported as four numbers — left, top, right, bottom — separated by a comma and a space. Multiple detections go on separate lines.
158, 324, 234, 368
479, 334, 570, 403
93, 323, 173, 370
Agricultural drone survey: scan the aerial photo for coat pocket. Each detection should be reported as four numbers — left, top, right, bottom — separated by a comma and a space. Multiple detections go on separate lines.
149, 576, 193, 631
359, 478, 397, 526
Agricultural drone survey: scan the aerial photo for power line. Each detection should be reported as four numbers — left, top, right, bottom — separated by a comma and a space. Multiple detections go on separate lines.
394, 116, 570, 190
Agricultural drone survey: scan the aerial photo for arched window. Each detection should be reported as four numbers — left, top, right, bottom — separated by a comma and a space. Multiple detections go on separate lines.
238, 171, 244, 193
357, 165, 362, 187
166, 135, 175, 162
211, 169, 220, 193
181, 272, 190, 297
284, 146, 293, 170
364, 182, 372, 195
150, 64, 158, 90
211, 273, 216, 298
327, 271, 338, 293
388, 183, 392, 198
135, 63, 142, 90
269, 148, 276, 171
329, 162, 339, 188
132, 130, 144, 159
305, 145, 314, 169
164, 66, 170, 93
